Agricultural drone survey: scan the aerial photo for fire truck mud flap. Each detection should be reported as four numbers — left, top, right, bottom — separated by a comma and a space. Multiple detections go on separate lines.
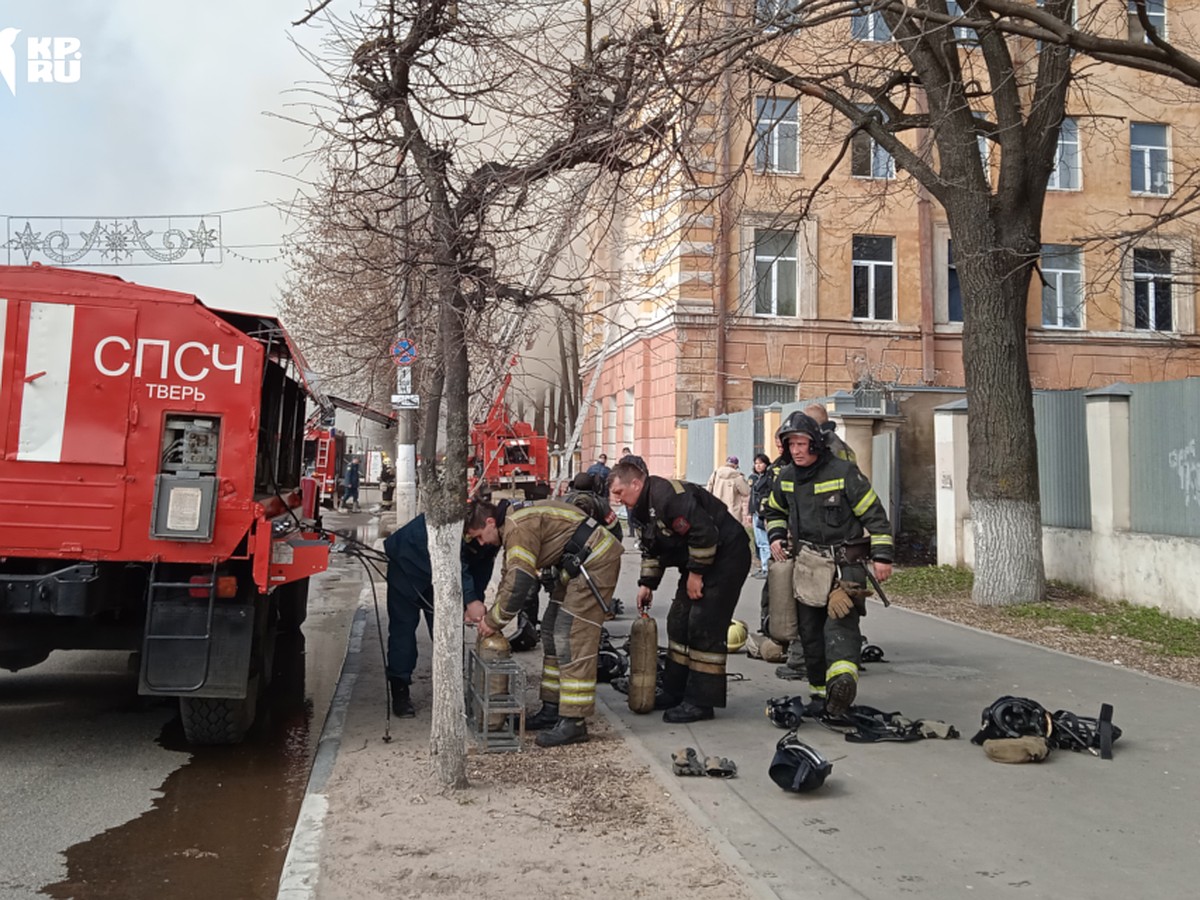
138, 600, 255, 699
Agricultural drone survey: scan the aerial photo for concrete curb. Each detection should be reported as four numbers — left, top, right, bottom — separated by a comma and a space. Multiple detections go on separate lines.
276, 600, 367, 900
593, 692, 782, 900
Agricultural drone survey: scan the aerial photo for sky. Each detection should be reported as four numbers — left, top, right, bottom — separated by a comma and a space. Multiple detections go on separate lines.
0, 1, 333, 315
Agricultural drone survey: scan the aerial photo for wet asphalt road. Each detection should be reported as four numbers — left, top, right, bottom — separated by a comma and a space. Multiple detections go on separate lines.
0, 520, 371, 900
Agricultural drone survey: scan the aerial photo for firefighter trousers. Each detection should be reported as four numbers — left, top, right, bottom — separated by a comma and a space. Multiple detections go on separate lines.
537, 535, 621, 719
663, 535, 751, 709
793, 562, 867, 690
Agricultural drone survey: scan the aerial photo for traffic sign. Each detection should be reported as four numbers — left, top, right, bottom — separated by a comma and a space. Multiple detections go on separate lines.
390, 338, 418, 367
396, 368, 412, 393
391, 393, 420, 409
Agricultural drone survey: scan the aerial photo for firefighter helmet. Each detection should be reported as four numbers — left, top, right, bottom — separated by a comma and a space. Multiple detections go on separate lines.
727, 619, 748, 653
769, 731, 833, 793
776, 411, 825, 454
509, 611, 540, 652
596, 647, 629, 683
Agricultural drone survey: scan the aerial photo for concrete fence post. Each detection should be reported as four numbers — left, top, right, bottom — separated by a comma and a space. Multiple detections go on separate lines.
1085, 383, 1133, 535
934, 399, 970, 567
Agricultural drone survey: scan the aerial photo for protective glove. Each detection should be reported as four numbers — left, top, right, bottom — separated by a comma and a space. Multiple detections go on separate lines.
671, 746, 706, 776
704, 756, 738, 778
826, 585, 855, 619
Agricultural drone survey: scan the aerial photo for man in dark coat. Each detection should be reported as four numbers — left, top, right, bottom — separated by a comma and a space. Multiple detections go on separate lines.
384, 511, 500, 717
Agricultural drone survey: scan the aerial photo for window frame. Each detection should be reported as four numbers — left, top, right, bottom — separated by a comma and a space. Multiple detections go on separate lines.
1128, 0, 1167, 43
851, 9, 891, 42
947, 240, 964, 324
1040, 244, 1085, 330
1047, 116, 1081, 191
850, 107, 895, 180
753, 228, 800, 318
1132, 248, 1174, 332
851, 234, 896, 322
754, 96, 800, 174
1130, 121, 1170, 195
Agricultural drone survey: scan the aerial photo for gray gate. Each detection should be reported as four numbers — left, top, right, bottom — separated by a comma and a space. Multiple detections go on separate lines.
1130, 378, 1200, 538
1033, 390, 1091, 529
685, 417, 715, 486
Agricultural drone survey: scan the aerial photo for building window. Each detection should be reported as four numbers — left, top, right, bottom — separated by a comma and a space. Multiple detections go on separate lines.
851, 108, 894, 179
851, 9, 891, 41
757, 0, 800, 28
622, 389, 635, 446
947, 0, 979, 43
1130, 122, 1169, 194
975, 115, 992, 183
1128, 0, 1166, 43
1041, 244, 1084, 329
1133, 249, 1173, 331
1047, 117, 1080, 190
603, 395, 616, 454
755, 97, 800, 174
947, 241, 963, 323
753, 381, 795, 407
852, 235, 895, 321
754, 229, 798, 316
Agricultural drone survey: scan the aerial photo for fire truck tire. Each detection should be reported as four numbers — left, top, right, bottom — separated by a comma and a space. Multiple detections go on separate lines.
276, 579, 310, 634
179, 683, 259, 746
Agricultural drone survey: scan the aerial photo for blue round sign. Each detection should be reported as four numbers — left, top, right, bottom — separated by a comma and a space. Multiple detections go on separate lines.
390, 338, 418, 366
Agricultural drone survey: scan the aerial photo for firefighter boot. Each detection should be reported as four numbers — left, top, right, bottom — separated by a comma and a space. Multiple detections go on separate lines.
535, 716, 589, 747
824, 663, 859, 719
525, 702, 559, 731
663, 700, 715, 724
390, 678, 415, 718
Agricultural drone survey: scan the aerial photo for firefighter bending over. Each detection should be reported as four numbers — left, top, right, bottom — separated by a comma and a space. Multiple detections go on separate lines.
470, 499, 622, 748
608, 462, 751, 724
764, 412, 893, 718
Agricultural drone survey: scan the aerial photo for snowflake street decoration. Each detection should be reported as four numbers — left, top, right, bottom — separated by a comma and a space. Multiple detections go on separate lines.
5, 216, 223, 266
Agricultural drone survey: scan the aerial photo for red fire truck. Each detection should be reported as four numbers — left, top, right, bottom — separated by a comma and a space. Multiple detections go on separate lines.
0, 265, 331, 744
468, 364, 551, 501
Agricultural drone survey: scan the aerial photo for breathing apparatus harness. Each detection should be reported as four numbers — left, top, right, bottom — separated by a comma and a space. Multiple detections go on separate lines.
539, 516, 611, 615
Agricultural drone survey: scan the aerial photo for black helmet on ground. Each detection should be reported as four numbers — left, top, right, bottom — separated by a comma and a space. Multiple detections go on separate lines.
769, 730, 833, 793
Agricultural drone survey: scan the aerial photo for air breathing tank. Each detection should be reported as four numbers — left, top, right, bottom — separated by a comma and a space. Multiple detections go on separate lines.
477, 631, 512, 731
767, 557, 799, 643
627, 612, 658, 714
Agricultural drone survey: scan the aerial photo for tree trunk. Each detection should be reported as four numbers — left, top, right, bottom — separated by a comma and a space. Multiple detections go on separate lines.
950, 208, 1047, 606
426, 518, 468, 788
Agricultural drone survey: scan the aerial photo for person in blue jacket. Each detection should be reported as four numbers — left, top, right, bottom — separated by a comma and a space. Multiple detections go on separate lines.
384, 508, 503, 717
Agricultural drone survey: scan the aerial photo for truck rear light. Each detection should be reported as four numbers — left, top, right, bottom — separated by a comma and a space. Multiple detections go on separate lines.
189, 575, 239, 598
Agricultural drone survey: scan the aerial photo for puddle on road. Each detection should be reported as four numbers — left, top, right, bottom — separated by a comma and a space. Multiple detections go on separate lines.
42, 631, 336, 900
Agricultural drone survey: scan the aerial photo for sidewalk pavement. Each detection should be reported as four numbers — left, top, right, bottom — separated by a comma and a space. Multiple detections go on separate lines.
283, 545, 1200, 899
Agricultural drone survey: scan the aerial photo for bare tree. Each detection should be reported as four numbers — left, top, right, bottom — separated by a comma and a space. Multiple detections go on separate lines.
296, 0, 677, 785
674, 0, 1087, 605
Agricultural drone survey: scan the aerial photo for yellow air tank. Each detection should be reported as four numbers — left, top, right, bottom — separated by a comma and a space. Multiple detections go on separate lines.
627, 613, 658, 714
767, 557, 799, 643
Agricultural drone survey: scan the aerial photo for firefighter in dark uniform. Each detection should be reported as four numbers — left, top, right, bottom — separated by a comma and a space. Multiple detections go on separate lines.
764, 412, 894, 718
608, 461, 752, 723
471, 499, 622, 748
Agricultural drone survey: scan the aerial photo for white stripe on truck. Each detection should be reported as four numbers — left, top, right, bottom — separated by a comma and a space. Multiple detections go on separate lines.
18, 302, 75, 462
0, 298, 6, 399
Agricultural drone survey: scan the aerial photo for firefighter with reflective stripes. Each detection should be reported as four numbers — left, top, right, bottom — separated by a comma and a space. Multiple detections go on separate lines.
470, 499, 622, 748
608, 462, 752, 724
764, 412, 893, 718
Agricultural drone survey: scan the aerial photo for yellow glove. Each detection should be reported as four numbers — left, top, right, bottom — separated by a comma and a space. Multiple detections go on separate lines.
827, 585, 855, 619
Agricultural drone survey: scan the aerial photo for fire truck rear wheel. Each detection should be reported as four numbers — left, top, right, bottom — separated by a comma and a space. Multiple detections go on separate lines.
179, 681, 259, 746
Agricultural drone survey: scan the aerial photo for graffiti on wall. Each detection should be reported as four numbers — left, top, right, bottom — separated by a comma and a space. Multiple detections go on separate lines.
1168, 439, 1200, 508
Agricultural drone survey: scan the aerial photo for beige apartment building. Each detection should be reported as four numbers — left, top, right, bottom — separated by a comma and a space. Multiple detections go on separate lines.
580, 1, 1200, 477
